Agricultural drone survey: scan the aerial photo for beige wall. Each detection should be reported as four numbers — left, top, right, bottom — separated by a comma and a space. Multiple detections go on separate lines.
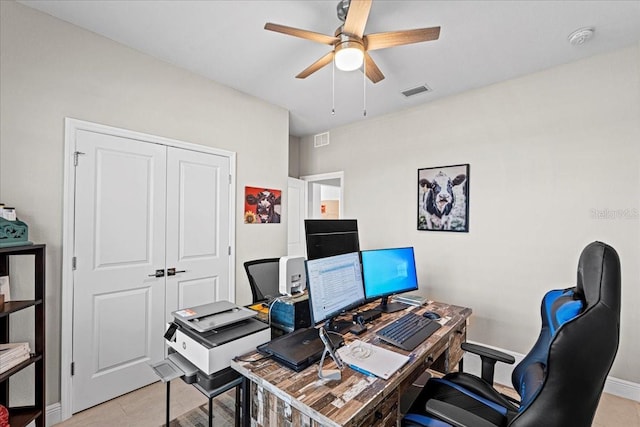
0, 1, 288, 405
299, 45, 640, 384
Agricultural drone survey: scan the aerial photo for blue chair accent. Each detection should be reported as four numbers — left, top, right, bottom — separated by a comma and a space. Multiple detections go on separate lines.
403, 241, 621, 427
403, 414, 452, 427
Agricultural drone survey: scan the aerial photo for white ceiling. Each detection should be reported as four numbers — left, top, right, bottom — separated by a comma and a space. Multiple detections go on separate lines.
19, 0, 640, 137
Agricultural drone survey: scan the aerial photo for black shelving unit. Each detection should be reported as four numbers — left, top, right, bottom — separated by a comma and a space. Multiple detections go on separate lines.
0, 244, 45, 427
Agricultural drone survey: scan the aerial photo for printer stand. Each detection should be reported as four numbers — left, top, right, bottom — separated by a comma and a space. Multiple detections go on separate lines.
152, 353, 247, 427
164, 375, 245, 427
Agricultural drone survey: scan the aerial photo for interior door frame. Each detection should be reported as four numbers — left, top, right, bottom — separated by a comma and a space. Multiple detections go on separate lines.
60, 118, 237, 421
299, 171, 345, 219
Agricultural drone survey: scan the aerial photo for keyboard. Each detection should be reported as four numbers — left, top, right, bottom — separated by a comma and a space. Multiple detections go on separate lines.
376, 312, 442, 351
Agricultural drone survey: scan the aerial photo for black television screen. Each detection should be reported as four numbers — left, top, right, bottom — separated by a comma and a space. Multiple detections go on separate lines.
304, 219, 359, 260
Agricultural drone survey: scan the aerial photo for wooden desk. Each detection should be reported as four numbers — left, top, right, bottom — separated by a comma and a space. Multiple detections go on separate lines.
231, 301, 471, 427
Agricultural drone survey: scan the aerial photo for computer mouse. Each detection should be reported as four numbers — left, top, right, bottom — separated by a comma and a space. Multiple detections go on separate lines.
423, 311, 441, 320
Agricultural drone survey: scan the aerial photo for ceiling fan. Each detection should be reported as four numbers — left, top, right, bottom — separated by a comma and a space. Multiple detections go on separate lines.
264, 0, 440, 84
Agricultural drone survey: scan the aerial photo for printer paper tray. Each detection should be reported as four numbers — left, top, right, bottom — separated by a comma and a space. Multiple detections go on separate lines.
150, 352, 199, 384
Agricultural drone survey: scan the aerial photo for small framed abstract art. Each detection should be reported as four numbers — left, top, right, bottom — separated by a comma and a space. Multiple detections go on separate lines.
417, 164, 469, 232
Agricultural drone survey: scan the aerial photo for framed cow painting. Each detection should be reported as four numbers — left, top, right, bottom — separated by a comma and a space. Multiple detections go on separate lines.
418, 164, 469, 232
244, 186, 282, 224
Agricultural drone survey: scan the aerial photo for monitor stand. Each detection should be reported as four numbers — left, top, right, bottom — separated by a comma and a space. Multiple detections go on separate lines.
378, 296, 409, 313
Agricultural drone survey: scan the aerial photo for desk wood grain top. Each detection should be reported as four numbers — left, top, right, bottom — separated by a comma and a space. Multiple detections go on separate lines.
231, 301, 472, 427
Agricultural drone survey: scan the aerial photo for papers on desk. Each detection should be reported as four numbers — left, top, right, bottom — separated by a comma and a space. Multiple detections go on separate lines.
337, 340, 410, 380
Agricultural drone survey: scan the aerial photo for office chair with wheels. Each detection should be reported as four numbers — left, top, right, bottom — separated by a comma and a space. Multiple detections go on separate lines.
244, 258, 281, 303
403, 241, 621, 427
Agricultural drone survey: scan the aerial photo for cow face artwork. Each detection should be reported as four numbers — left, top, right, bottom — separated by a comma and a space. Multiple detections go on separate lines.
245, 187, 282, 224
418, 165, 469, 232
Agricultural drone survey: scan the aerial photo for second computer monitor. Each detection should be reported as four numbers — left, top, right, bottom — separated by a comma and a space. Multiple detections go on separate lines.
305, 251, 365, 331
361, 246, 419, 313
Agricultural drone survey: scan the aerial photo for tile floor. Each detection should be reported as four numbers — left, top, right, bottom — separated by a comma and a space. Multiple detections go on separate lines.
55, 380, 207, 427
54, 379, 640, 426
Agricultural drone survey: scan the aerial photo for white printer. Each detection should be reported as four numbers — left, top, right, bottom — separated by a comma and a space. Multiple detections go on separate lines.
164, 301, 270, 385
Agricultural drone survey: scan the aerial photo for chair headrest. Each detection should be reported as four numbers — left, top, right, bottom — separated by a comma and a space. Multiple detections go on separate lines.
576, 241, 621, 317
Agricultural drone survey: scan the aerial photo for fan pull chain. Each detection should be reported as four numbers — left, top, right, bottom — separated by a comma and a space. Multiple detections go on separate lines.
363, 59, 367, 117
332, 59, 336, 115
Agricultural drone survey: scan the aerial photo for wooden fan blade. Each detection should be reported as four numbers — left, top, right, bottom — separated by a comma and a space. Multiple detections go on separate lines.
365, 27, 441, 51
342, 0, 372, 38
265, 23, 338, 45
364, 53, 384, 83
296, 51, 335, 79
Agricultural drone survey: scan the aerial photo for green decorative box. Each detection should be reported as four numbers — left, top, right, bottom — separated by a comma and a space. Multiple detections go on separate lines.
0, 217, 33, 247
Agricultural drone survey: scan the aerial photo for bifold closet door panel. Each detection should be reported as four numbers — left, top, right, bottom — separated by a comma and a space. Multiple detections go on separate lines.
165, 147, 231, 319
72, 130, 167, 413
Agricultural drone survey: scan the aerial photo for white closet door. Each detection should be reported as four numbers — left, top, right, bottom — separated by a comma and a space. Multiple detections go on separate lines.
165, 147, 231, 319
72, 130, 166, 412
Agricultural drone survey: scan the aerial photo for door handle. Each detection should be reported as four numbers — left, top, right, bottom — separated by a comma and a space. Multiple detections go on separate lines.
148, 269, 165, 278
167, 268, 186, 276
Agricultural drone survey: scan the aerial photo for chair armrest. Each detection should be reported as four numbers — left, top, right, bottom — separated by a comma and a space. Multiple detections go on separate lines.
461, 342, 515, 384
461, 343, 515, 364
425, 400, 498, 427
411, 371, 433, 388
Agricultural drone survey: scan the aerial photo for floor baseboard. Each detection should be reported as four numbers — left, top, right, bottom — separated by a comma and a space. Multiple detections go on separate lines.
603, 376, 640, 402
44, 402, 61, 427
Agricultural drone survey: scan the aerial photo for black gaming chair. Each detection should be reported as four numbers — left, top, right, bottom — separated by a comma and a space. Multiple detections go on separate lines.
243, 258, 281, 303
403, 241, 621, 427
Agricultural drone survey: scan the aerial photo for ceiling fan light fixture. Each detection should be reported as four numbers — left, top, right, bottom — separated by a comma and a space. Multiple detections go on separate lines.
334, 40, 364, 71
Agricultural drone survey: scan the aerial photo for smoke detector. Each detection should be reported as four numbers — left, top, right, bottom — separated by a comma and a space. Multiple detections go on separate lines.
568, 27, 595, 46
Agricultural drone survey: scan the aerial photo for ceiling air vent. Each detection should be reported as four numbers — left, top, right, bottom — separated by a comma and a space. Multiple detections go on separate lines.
314, 132, 330, 148
401, 84, 432, 98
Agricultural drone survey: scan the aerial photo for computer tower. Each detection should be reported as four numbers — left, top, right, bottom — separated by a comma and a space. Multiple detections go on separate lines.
270, 293, 312, 333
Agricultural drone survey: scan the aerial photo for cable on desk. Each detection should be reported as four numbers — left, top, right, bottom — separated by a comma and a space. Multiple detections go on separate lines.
326, 330, 345, 339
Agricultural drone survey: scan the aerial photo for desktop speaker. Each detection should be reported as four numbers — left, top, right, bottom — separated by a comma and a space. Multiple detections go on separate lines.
279, 256, 306, 295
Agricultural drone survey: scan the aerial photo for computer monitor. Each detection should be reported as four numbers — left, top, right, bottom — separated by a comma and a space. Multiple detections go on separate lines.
361, 247, 419, 313
304, 219, 359, 260
305, 251, 365, 332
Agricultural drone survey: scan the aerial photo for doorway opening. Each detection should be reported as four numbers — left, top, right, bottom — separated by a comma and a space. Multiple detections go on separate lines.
300, 172, 344, 219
